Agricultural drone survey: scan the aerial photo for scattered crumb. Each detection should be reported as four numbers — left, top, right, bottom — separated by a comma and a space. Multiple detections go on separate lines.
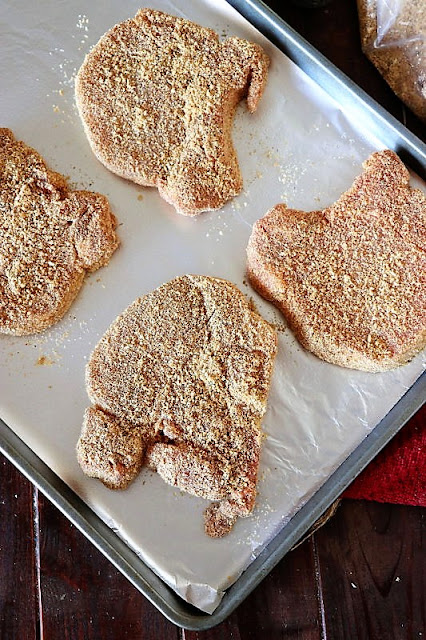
247, 296, 258, 313
271, 321, 287, 334
36, 355, 54, 366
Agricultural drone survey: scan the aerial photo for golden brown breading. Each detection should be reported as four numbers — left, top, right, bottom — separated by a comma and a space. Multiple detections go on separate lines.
247, 150, 426, 371
0, 128, 118, 335
77, 275, 277, 537
75, 9, 269, 215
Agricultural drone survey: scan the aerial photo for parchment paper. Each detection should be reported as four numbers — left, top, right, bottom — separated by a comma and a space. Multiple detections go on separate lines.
1, 0, 425, 614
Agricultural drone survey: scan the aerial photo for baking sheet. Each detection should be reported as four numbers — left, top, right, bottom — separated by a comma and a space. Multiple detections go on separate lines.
1, 0, 425, 615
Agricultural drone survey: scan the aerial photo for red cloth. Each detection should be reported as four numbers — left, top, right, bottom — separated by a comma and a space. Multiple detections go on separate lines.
342, 408, 426, 507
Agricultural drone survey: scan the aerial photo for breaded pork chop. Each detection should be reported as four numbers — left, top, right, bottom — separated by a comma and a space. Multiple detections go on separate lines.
0, 128, 118, 335
75, 8, 269, 215
247, 150, 426, 371
77, 275, 277, 537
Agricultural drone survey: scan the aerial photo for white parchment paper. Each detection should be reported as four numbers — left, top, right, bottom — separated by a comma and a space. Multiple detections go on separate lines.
1, 0, 425, 614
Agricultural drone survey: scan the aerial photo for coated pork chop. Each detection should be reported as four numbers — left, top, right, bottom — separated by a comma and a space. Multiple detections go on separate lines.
75, 8, 269, 215
0, 128, 118, 335
247, 150, 426, 371
77, 275, 277, 537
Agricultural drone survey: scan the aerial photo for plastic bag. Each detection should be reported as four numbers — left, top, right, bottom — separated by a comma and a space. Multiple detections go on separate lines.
357, 0, 426, 122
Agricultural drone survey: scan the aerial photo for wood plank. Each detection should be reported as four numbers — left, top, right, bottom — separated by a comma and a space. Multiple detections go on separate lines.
37, 492, 180, 640
314, 500, 425, 639
184, 538, 321, 640
0, 455, 38, 640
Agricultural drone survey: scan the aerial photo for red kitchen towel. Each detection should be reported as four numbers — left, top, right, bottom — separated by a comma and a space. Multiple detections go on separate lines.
342, 409, 425, 507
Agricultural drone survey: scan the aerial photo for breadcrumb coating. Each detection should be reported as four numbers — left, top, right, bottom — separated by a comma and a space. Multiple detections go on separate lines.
77, 275, 277, 537
247, 150, 426, 371
0, 128, 118, 335
75, 8, 269, 215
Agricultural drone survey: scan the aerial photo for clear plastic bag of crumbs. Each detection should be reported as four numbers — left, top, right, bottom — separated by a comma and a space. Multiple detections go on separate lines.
357, 0, 426, 122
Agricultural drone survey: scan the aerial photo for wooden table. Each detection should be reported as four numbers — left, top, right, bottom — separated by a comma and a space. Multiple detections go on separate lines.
1, 1, 425, 638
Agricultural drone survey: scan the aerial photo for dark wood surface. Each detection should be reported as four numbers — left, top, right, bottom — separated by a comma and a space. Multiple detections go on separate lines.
1, 1, 425, 638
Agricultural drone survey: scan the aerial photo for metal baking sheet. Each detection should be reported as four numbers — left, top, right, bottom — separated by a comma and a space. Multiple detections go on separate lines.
1, 0, 425, 629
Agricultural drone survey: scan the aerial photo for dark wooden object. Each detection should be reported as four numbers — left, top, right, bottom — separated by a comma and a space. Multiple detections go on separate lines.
0, 459, 38, 639
0, 1, 425, 638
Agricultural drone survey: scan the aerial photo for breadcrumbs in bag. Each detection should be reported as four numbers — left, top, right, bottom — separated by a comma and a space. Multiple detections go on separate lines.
357, 0, 426, 122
